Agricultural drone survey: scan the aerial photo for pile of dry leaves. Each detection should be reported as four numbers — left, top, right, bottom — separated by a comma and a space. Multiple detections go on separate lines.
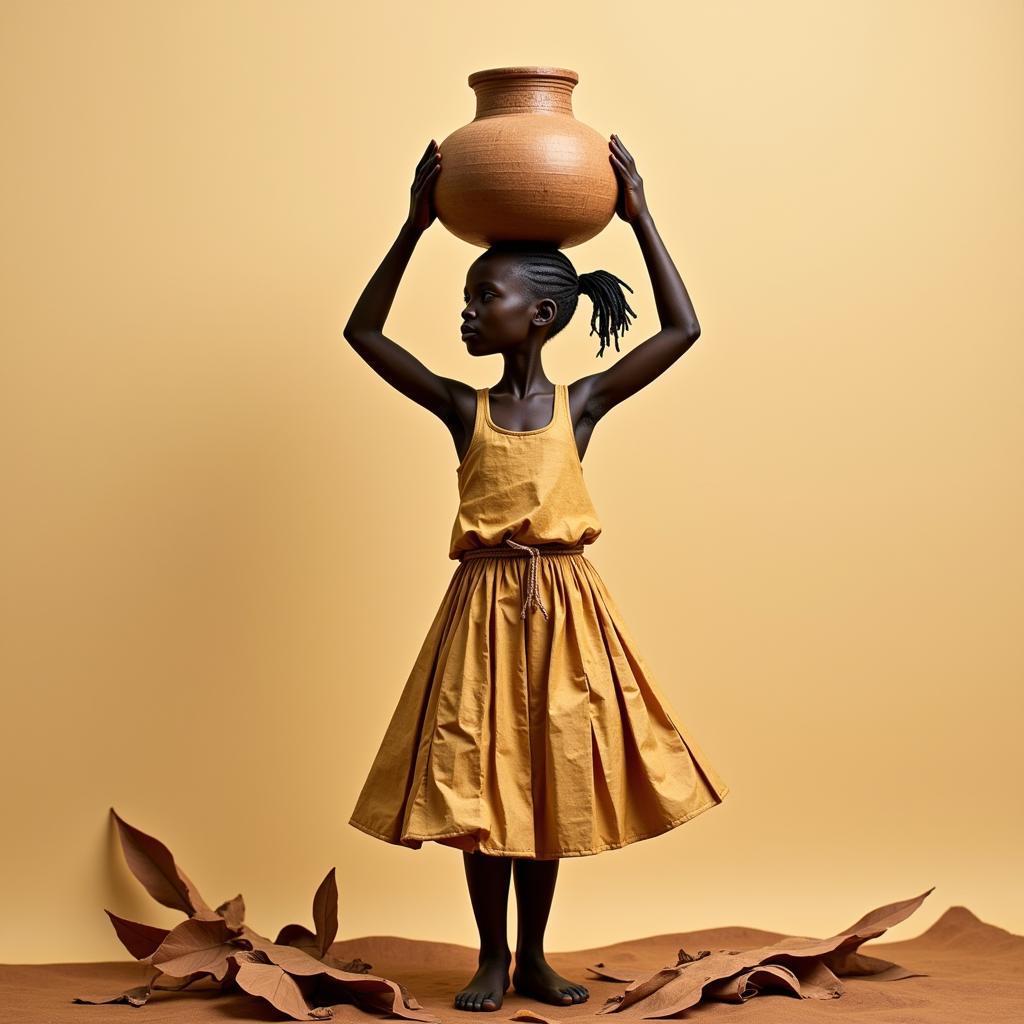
585, 887, 935, 1015
73, 808, 439, 1021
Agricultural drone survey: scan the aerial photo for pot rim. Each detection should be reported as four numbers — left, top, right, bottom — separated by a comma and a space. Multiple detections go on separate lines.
467, 66, 579, 88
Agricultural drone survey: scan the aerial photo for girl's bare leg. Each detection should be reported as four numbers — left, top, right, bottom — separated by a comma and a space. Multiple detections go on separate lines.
455, 851, 513, 1011
511, 857, 589, 1004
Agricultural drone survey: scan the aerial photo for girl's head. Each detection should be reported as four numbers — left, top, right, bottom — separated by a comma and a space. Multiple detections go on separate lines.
461, 242, 637, 359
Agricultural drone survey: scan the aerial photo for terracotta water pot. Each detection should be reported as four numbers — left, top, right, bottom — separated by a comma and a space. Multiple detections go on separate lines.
434, 66, 617, 249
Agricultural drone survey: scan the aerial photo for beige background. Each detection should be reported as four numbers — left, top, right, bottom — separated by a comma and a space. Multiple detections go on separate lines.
1, 0, 1021, 964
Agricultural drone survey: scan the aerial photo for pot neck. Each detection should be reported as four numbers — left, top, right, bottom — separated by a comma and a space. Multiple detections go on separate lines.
470, 67, 578, 119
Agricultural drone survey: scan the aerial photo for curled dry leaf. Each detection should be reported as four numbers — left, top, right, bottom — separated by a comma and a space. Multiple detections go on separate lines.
509, 1009, 559, 1024
72, 970, 159, 1007
109, 807, 219, 921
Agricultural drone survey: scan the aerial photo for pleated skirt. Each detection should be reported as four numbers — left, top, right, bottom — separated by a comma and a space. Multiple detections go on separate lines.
347, 551, 730, 859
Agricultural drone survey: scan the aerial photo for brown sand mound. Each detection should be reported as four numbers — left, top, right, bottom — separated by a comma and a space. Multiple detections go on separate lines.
3, 900, 1023, 1022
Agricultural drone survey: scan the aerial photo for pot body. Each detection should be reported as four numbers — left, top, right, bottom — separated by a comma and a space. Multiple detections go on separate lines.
435, 66, 616, 249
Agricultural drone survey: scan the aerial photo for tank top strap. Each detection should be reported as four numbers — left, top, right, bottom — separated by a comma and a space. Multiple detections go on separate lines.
470, 388, 485, 445
557, 382, 571, 431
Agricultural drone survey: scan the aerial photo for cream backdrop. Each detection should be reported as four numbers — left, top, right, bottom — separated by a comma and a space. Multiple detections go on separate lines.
1, 1, 1020, 964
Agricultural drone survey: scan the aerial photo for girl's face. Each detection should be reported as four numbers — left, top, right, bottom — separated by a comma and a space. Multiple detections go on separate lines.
461, 256, 555, 355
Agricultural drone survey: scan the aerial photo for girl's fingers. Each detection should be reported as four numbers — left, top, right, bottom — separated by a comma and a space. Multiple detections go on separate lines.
413, 159, 441, 194
414, 151, 441, 180
416, 141, 438, 170
610, 152, 629, 173
611, 135, 636, 164
611, 138, 636, 167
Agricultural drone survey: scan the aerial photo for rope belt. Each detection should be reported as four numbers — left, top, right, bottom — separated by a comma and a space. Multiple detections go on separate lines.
458, 538, 585, 621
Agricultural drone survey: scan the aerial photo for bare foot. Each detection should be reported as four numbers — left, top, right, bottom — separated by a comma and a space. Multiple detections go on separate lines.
512, 953, 589, 1005
454, 952, 512, 1012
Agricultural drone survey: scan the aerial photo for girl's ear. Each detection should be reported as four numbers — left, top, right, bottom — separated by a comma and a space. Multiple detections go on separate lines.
533, 298, 557, 327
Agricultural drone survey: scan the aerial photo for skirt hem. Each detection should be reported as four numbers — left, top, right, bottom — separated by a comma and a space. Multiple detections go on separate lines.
347, 784, 729, 859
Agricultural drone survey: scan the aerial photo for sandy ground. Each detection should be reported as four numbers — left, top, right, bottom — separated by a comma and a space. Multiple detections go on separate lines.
2, 904, 1021, 1023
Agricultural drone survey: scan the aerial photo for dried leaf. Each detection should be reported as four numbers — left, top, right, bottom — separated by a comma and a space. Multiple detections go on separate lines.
275, 923, 323, 957
72, 968, 159, 1006
110, 807, 218, 921
509, 1010, 558, 1024
313, 867, 340, 957
586, 962, 638, 983
232, 950, 322, 1021
216, 893, 246, 930
103, 910, 169, 960
149, 915, 241, 981
274, 868, 339, 960
704, 963, 805, 1001
240, 929, 437, 1021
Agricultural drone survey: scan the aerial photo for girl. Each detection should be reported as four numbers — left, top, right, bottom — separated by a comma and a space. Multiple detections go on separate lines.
344, 135, 729, 1012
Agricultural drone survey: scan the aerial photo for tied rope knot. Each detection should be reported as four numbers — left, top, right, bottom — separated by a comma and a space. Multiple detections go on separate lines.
504, 537, 549, 620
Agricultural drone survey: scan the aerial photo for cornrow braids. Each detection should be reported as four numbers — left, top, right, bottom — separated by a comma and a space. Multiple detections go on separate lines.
483, 242, 638, 358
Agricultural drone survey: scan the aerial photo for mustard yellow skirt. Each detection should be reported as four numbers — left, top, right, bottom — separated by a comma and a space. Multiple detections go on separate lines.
347, 548, 730, 859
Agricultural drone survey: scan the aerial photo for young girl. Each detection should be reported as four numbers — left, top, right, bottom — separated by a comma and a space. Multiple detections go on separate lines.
344, 135, 729, 1013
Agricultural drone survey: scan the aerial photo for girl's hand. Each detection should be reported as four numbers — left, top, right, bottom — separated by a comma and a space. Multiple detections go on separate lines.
407, 139, 442, 233
609, 134, 649, 224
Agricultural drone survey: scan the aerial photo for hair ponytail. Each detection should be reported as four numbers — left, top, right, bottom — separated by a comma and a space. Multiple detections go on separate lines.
576, 270, 637, 358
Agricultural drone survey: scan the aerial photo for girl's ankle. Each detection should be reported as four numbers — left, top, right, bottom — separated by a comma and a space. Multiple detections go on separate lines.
479, 947, 513, 965
514, 947, 547, 965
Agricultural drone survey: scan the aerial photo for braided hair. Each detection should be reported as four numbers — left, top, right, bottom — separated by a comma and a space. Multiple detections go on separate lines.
482, 241, 637, 358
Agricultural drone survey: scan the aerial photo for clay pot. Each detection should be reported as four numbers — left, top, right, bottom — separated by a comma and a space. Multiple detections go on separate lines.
434, 66, 617, 249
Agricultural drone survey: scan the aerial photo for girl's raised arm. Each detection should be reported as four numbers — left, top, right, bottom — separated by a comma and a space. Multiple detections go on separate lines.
343, 140, 472, 439
571, 135, 703, 424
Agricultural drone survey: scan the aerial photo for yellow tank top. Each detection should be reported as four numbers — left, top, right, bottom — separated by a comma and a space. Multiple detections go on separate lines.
449, 382, 603, 560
